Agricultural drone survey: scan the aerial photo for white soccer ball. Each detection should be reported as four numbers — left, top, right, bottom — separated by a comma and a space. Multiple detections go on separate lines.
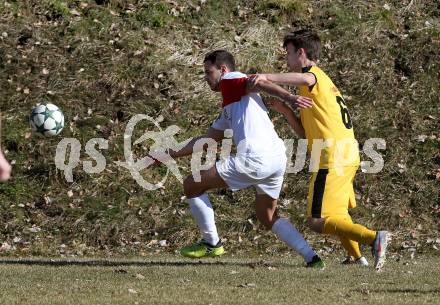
30, 103, 65, 137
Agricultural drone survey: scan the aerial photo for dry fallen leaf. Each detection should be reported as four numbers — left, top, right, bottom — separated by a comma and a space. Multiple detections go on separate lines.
417, 135, 427, 143
238, 283, 256, 288
134, 273, 145, 280
70, 9, 81, 16
28, 225, 41, 233
114, 269, 128, 273
0, 242, 12, 252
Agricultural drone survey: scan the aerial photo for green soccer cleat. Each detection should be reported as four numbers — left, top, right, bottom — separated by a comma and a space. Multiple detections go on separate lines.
180, 240, 225, 258
306, 255, 325, 269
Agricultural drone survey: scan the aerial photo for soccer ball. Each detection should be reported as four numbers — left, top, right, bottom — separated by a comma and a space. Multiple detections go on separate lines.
30, 103, 65, 137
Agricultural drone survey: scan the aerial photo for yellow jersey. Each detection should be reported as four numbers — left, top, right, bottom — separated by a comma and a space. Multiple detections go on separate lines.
298, 66, 360, 169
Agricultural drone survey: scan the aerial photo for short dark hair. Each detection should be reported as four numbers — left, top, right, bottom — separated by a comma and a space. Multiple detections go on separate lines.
203, 50, 236, 71
283, 30, 321, 61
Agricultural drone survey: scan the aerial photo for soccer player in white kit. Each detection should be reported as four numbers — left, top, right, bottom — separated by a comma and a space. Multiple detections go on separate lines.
162, 50, 324, 267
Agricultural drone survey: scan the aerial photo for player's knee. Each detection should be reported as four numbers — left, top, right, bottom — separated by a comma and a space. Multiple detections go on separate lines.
261, 220, 273, 230
183, 176, 195, 197
257, 214, 277, 230
262, 222, 273, 230
183, 176, 202, 198
307, 217, 322, 233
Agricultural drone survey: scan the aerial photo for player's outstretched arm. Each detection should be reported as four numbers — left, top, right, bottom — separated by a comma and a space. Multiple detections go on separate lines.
168, 127, 224, 159
247, 79, 313, 109
248, 73, 316, 88
0, 150, 11, 181
267, 99, 306, 139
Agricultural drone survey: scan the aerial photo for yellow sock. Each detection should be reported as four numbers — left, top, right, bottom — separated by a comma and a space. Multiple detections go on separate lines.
339, 236, 362, 258
338, 215, 361, 258
323, 216, 376, 245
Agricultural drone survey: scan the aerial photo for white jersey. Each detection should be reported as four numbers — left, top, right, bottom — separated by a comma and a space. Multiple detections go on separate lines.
211, 71, 285, 157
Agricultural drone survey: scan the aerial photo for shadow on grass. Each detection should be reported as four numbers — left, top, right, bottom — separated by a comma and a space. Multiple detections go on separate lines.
368, 288, 440, 294
0, 258, 301, 269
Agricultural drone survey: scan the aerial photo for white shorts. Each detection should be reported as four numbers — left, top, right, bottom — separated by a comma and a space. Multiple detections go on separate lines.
215, 154, 287, 199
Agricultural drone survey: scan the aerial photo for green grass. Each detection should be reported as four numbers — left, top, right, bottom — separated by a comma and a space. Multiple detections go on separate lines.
0, 255, 439, 305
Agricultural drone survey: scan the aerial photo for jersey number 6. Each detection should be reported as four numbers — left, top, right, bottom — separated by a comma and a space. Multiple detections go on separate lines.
336, 96, 353, 129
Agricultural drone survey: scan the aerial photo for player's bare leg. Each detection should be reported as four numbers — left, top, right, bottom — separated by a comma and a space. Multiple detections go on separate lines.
255, 193, 323, 267
0, 112, 11, 181
255, 193, 279, 229
183, 166, 228, 199
180, 166, 227, 258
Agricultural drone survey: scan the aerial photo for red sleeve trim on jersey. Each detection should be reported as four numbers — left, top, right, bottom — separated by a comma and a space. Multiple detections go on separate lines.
219, 77, 248, 107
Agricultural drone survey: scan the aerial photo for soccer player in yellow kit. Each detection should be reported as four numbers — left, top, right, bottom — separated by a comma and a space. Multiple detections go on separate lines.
249, 29, 388, 270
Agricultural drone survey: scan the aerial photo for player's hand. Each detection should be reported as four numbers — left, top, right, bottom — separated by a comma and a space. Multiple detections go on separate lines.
146, 155, 161, 167
266, 99, 291, 115
246, 74, 268, 90
0, 151, 11, 181
288, 95, 313, 109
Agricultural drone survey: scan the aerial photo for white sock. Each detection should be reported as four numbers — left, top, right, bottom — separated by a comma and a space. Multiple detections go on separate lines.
272, 218, 316, 263
187, 194, 220, 246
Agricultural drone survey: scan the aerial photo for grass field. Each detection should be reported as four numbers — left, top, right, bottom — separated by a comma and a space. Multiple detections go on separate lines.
0, 255, 439, 305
